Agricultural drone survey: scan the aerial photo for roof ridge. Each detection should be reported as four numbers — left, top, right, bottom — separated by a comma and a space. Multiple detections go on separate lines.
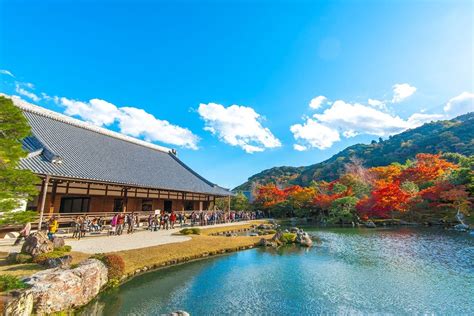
10, 95, 173, 154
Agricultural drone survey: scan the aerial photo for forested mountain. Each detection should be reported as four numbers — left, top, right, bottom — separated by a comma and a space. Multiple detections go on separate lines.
234, 112, 474, 191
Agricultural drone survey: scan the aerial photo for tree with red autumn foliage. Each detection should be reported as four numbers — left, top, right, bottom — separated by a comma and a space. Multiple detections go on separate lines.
356, 181, 412, 218
254, 184, 286, 208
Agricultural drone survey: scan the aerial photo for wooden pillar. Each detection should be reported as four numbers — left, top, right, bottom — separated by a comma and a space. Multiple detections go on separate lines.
182, 192, 185, 212
227, 195, 231, 212
49, 180, 58, 215
123, 188, 128, 213
38, 175, 50, 231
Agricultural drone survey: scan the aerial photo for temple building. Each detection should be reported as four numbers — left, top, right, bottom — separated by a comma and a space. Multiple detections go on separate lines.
14, 99, 232, 218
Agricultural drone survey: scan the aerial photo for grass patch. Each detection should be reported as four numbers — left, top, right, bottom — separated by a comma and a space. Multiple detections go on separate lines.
0, 274, 28, 292
32, 251, 67, 264
54, 245, 72, 252
115, 234, 264, 275
6, 253, 33, 264
180, 228, 201, 235
198, 220, 268, 236
280, 233, 297, 244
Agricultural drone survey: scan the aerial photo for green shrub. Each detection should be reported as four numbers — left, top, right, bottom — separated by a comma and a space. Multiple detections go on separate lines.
32, 251, 66, 264
0, 275, 28, 292
6, 253, 33, 264
91, 253, 125, 285
280, 233, 297, 244
54, 245, 72, 252
180, 228, 201, 235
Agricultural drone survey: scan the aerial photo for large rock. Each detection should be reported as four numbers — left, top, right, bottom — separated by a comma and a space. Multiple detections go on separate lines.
1, 290, 34, 316
364, 221, 376, 228
168, 311, 190, 316
296, 230, 313, 247
41, 255, 73, 269
52, 237, 65, 249
20, 232, 53, 256
22, 259, 108, 314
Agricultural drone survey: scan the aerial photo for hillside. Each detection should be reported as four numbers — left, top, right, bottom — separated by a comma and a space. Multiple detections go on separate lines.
234, 112, 474, 191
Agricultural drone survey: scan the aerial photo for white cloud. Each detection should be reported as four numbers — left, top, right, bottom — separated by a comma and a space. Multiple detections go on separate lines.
197, 103, 281, 153
118, 107, 199, 149
367, 98, 386, 109
392, 83, 417, 103
290, 118, 340, 150
406, 113, 444, 126
309, 96, 327, 110
313, 100, 413, 137
293, 144, 308, 151
60, 97, 120, 126
58, 97, 199, 149
15, 84, 40, 102
443, 91, 474, 118
291, 97, 445, 151
0, 69, 14, 77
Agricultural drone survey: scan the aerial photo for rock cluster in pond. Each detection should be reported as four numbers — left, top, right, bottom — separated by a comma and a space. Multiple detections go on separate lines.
295, 229, 313, 247
2, 259, 108, 315
258, 227, 313, 248
168, 310, 190, 316
364, 221, 377, 228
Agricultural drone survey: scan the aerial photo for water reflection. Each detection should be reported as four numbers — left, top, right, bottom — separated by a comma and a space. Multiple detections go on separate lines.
82, 228, 474, 315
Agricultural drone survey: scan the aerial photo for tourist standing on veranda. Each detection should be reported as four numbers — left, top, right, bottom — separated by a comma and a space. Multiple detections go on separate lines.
117, 213, 125, 235
47, 216, 58, 240
127, 212, 135, 234
80, 216, 87, 238
72, 216, 81, 240
110, 214, 118, 235
170, 211, 176, 229
14, 222, 31, 245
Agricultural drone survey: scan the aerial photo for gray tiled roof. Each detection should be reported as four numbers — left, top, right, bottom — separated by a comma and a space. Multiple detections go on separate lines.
16, 100, 232, 196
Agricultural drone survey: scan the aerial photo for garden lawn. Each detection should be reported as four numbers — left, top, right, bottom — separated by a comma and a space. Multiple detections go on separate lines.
0, 251, 90, 278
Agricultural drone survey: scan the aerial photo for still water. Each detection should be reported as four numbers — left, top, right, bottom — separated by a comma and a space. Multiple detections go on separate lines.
83, 228, 474, 315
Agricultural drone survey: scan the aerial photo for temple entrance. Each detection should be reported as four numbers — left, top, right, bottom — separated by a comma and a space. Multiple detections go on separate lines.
59, 197, 90, 213
113, 199, 124, 212
164, 200, 172, 212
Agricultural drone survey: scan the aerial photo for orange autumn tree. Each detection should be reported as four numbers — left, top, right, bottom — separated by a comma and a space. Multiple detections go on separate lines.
254, 184, 286, 208
369, 164, 403, 183
400, 153, 458, 184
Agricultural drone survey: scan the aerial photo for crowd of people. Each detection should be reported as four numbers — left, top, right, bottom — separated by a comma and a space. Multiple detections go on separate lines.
34, 210, 264, 240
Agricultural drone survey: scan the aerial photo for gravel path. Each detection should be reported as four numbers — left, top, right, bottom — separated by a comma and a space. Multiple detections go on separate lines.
0, 221, 253, 254
67, 229, 192, 253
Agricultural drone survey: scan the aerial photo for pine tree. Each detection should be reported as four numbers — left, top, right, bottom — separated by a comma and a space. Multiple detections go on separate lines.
0, 96, 40, 224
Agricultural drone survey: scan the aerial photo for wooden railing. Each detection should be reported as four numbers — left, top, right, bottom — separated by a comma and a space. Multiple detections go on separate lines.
34, 210, 232, 227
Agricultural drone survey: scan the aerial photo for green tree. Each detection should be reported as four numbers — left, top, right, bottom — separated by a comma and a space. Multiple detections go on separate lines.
0, 96, 39, 224
329, 196, 359, 223
214, 197, 228, 211
443, 153, 474, 194
231, 192, 251, 211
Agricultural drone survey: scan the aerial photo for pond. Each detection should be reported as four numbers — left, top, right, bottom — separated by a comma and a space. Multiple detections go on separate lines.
82, 228, 474, 315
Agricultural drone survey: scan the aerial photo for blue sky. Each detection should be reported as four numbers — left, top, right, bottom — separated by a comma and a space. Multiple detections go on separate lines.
1, 0, 473, 189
